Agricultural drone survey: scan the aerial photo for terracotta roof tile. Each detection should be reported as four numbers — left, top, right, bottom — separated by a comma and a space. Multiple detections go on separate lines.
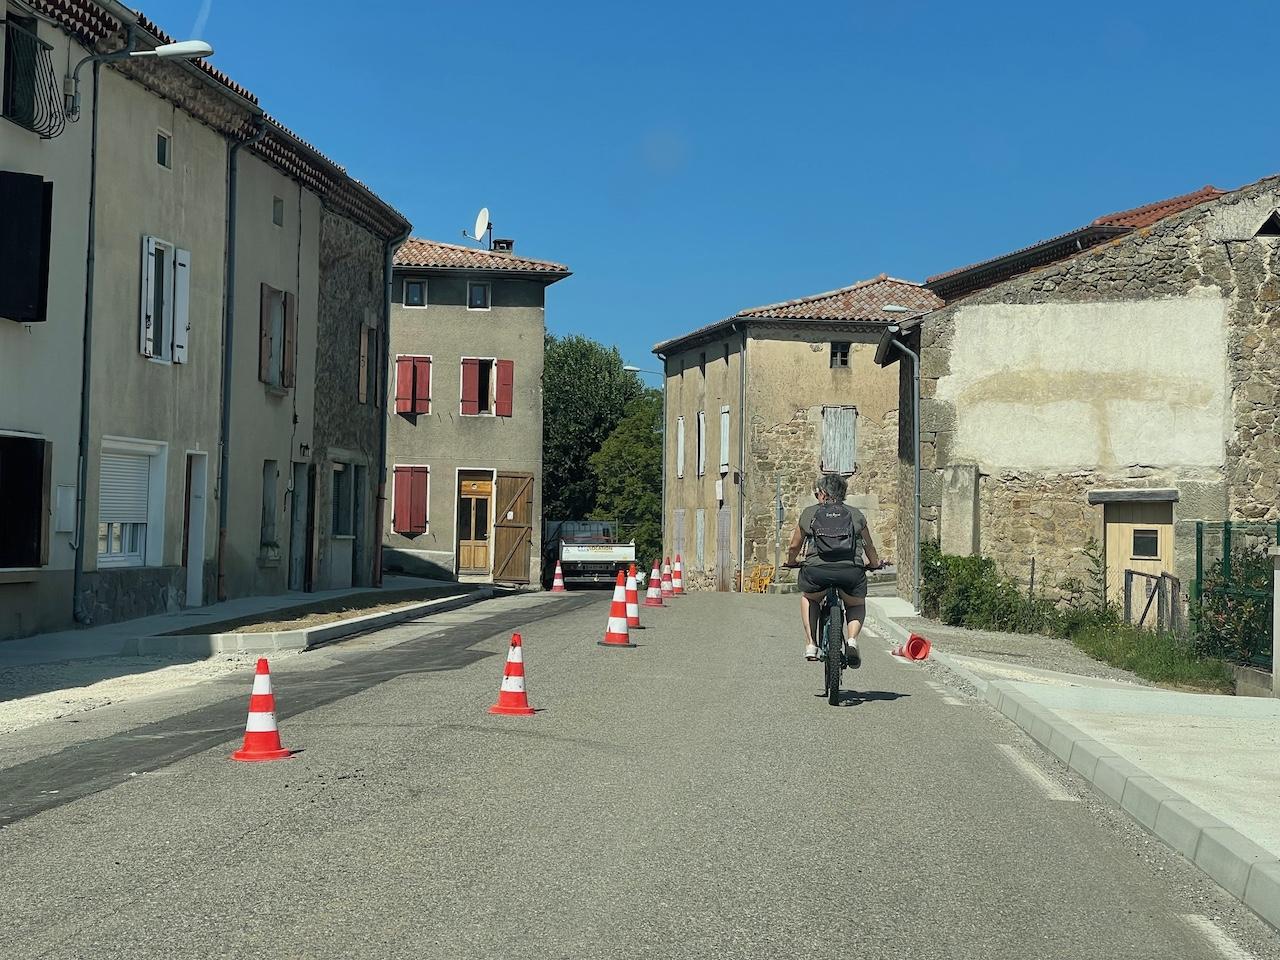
395, 238, 570, 276
1091, 184, 1226, 228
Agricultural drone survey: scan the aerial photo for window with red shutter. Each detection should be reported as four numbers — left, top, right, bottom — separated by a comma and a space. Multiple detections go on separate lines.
494, 359, 514, 417
409, 467, 428, 533
461, 358, 481, 415
392, 465, 412, 533
395, 357, 414, 414
412, 356, 431, 414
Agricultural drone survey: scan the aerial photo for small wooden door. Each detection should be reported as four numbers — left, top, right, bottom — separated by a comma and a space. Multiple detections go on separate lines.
456, 472, 492, 574
493, 473, 534, 584
1104, 501, 1174, 606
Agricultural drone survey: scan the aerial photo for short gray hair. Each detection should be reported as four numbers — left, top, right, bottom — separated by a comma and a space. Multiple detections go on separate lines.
815, 473, 847, 502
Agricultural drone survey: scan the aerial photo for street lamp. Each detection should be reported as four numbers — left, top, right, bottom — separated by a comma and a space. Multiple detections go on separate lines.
881, 304, 924, 612
66, 38, 214, 120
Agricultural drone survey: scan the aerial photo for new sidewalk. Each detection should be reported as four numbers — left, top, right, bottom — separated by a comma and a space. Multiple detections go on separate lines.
865, 595, 1280, 931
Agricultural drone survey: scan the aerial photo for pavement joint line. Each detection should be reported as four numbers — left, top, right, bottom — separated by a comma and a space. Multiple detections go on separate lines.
1181, 914, 1260, 960
995, 743, 1078, 803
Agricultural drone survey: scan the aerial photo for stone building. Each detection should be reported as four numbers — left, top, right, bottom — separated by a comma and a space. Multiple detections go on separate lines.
878, 181, 1280, 606
654, 277, 941, 591
383, 238, 570, 585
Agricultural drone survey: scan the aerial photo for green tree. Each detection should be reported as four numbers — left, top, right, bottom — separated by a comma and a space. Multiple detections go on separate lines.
542, 334, 644, 519
590, 391, 663, 564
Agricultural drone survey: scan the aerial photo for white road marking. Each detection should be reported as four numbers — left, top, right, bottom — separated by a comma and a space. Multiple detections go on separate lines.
941, 696, 965, 706
1182, 915, 1257, 960
924, 679, 964, 706
995, 744, 1078, 802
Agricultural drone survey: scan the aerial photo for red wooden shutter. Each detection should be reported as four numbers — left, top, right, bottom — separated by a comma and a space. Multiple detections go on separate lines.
282, 292, 297, 387
494, 360, 514, 417
258, 284, 272, 383
395, 357, 414, 413
413, 356, 431, 414
410, 467, 428, 534
392, 466, 412, 533
461, 359, 481, 415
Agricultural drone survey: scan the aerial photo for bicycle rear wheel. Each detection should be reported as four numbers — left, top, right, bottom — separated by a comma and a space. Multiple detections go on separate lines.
825, 606, 842, 706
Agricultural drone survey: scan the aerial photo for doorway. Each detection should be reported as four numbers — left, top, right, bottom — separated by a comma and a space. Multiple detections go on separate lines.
456, 471, 493, 575
493, 472, 534, 584
1104, 501, 1174, 607
182, 453, 207, 607
289, 462, 311, 591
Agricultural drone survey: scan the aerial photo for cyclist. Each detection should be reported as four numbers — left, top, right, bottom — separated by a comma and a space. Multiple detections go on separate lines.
784, 472, 884, 663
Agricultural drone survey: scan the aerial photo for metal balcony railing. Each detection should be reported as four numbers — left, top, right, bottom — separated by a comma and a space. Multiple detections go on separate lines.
2, 17, 65, 139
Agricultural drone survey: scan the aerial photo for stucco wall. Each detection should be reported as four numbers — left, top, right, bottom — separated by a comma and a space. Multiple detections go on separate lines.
384, 273, 545, 583
0, 23, 94, 639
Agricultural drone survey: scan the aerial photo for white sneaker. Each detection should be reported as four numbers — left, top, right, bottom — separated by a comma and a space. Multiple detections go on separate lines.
845, 638, 862, 668
805, 644, 819, 661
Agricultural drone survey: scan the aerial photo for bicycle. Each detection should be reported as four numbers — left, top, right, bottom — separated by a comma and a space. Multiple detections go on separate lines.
816, 586, 846, 707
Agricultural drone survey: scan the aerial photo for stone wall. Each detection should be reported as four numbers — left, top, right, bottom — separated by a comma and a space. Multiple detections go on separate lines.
76, 566, 186, 626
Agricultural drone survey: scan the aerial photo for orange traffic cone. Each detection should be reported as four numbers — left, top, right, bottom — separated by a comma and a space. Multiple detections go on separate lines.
673, 555, 684, 595
489, 633, 536, 715
625, 563, 642, 629
661, 558, 674, 598
643, 558, 665, 608
231, 658, 292, 762
599, 570, 636, 647
551, 560, 566, 593
891, 633, 932, 661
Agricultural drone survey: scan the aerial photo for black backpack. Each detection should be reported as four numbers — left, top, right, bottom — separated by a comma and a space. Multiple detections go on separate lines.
810, 503, 858, 562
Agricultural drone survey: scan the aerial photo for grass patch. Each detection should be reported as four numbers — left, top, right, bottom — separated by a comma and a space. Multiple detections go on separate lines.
1068, 622, 1235, 693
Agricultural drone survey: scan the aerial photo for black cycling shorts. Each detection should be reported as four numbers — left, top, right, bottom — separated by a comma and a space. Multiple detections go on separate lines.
797, 560, 868, 599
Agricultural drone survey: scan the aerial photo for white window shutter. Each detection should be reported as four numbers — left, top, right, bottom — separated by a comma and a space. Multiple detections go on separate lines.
172, 248, 191, 363
676, 417, 685, 479
140, 236, 157, 357
821, 405, 857, 474
719, 406, 730, 474
697, 411, 706, 476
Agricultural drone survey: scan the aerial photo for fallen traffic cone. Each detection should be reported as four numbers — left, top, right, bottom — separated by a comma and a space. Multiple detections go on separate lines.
231, 658, 292, 762
625, 563, 642, 629
891, 633, 932, 661
489, 633, 536, 715
661, 557, 674, 598
599, 570, 636, 647
673, 555, 684, 595
551, 560, 566, 593
643, 558, 665, 608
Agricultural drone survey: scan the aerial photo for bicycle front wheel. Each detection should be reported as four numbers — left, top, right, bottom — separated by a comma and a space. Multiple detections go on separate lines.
825, 609, 841, 706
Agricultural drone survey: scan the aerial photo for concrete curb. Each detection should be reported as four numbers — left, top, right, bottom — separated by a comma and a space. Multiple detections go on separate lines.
984, 679, 1280, 930
125, 589, 496, 657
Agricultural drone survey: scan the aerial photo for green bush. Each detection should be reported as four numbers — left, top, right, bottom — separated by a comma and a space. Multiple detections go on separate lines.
1193, 544, 1274, 665
920, 542, 1054, 634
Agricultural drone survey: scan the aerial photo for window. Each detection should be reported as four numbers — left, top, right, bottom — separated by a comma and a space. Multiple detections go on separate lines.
461, 358, 514, 416
719, 406, 731, 475
98, 452, 150, 567
331, 463, 353, 537
358, 324, 379, 405
140, 237, 191, 362
260, 461, 278, 547
394, 355, 431, 414
1255, 211, 1280, 238
404, 279, 427, 308
696, 411, 706, 477
0, 434, 51, 567
272, 195, 284, 227
821, 405, 857, 474
2, 14, 40, 131
675, 416, 685, 479
1132, 529, 1160, 559
258, 284, 296, 388
830, 342, 851, 368
467, 281, 490, 310
156, 129, 171, 168
0, 170, 52, 323
392, 465, 429, 535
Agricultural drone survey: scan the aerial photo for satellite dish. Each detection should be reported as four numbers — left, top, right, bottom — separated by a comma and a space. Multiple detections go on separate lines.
473, 207, 490, 244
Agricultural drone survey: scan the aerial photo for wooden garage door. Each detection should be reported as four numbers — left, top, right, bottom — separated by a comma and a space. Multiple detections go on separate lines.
493, 472, 534, 584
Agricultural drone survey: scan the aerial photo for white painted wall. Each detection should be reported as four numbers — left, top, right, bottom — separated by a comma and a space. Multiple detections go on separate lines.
937, 295, 1229, 471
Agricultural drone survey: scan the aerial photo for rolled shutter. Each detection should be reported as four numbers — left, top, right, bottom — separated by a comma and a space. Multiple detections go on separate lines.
172, 248, 191, 363
258, 284, 272, 383
494, 360, 514, 417
412, 356, 431, 414
282, 292, 297, 387
392, 466, 412, 533
140, 237, 157, 357
461, 359, 481, 415
99, 453, 149, 523
410, 467, 428, 533
358, 325, 369, 402
395, 357, 414, 413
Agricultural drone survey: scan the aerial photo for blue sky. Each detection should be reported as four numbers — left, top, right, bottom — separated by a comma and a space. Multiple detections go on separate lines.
154, 0, 1277, 369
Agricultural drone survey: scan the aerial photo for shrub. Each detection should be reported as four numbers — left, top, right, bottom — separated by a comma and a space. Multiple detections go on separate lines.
1193, 543, 1274, 665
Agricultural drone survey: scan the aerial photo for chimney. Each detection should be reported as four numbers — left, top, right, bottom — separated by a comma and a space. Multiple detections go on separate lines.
491, 238, 514, 253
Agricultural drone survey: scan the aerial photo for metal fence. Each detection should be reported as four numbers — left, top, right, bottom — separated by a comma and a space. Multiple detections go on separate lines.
1124, 571, 1183, 634
1192, 521, 1278, 668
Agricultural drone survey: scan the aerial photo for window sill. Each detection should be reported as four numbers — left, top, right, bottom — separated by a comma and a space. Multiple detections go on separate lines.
264, 384, 289, 398
0, 569, 40, 584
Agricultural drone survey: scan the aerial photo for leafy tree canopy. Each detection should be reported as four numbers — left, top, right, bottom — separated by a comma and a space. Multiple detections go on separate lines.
590, 390, 663, 565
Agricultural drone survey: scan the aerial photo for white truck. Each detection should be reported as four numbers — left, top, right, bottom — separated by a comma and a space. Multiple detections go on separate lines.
542, 520, 637, 588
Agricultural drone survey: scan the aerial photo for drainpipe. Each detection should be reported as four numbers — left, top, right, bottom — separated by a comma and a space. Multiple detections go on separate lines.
890, 332, 923, 612
215, 121, 268, 602
657, 351, 667, 555
374, 227, 412, 587
737, 324, 748, 591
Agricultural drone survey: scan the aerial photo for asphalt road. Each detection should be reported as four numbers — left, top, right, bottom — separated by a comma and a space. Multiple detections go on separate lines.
3, 591, 1279, 960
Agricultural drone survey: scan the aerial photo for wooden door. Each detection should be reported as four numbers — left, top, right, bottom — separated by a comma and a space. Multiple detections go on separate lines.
493, 473, 534, 584
456, 473, 492, 573
1104, 502, 1174, 606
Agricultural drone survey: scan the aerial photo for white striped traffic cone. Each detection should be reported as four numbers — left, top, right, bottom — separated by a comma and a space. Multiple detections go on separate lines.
625, 563, 642, 629
231, 658, 292, 762
673, 555, 685, 595
643, 558, 665, 608
599, 570, 635, 647
661, 558, 674, 598
551, 561, 566, 593
489, 634, 536, 715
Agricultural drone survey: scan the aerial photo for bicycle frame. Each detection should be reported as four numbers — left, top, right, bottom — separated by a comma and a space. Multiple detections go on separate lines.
817, 586, 844, 705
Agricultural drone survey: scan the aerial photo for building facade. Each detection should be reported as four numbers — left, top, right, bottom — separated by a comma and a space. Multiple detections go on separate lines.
655, 277, 941, 591
879, 182, 1280, 607
383, 239, 569, 585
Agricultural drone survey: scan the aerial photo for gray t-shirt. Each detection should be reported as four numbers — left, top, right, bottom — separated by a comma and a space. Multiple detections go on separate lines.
798, 502, 866, 566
